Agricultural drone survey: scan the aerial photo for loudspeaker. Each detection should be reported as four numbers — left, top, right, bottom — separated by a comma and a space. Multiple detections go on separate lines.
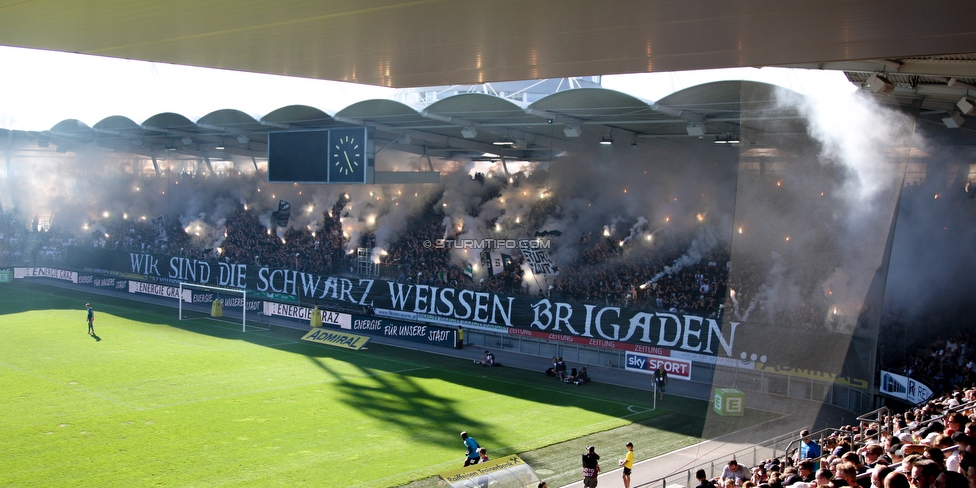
686, 122, 705, 136
461, 127, 478, 139
957, 97, 976, 116
942, 112, 965, 129
563, 125, 581, 137
865, 73, 895, 95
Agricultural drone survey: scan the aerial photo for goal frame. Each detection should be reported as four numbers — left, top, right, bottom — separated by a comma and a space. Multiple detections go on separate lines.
178, 282, 248, 332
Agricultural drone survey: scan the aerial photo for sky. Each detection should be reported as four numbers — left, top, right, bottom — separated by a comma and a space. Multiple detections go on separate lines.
0, 45, 857, 131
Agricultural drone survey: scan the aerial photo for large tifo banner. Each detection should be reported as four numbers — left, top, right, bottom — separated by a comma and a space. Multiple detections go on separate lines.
880, 370, 933, 404
68, 247, 737, 355
64, 247, 873, 387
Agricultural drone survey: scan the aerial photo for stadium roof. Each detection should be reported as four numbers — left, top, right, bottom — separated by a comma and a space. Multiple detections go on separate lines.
1, 2, 975, 161
1, 1, 974, 89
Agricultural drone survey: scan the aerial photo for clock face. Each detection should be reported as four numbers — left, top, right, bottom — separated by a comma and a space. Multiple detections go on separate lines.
328, 128, 368, 183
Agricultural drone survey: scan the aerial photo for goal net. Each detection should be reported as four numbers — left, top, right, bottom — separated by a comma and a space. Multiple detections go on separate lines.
178, 282, 268, 332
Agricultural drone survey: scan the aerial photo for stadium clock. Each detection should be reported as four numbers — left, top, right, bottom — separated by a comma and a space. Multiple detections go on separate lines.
328, 128, 368, 183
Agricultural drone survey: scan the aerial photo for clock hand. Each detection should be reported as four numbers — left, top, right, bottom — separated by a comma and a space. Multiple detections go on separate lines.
344, 151, 354, 172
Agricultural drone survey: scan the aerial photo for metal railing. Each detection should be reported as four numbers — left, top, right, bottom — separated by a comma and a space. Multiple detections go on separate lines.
633, 429, 803, 488
633, 398, 976, 488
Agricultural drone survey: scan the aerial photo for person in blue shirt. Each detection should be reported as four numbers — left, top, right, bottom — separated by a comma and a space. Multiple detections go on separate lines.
461, 431, 481, 466
798, 430, 822, 469
86, 303, 95, 335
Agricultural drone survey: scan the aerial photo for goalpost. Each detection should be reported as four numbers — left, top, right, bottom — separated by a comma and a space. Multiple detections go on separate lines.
178, 282, 265, 332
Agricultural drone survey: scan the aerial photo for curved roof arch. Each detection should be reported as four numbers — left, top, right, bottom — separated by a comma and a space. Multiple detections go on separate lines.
196, 109, 261, 129
92, 115, 142, 132
141, 112, 198, 132
424, 93, 534, 125
657, 80, 757, 116
262, 105, 336, 127
530, 88, 654, 117
50, 119, 92, 133
425, 93, 525, 118
335, 99, 422, 124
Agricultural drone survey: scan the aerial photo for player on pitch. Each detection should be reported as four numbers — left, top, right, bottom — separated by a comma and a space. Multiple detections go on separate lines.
86, 303, 95, 335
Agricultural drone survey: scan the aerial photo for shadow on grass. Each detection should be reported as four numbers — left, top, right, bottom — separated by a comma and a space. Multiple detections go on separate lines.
306, 355, 501, 455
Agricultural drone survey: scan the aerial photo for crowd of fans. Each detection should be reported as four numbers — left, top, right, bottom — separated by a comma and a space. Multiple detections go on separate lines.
552, 232, 729, 317
698, 331, 976, 488
1, 198, 731, 318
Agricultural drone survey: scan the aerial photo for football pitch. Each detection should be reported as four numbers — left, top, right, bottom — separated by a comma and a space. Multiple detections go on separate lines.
0, 282, 749, 487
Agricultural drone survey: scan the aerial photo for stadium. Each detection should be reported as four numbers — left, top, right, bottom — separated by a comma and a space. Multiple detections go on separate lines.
2, 3, 976, 488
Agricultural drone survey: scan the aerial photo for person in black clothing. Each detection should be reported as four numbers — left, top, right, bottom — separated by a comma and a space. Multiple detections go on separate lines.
696, 469, 716, 488
555, 358, 568, 380
575, 366, 591, 385
582, 446, 601, 487
654, 364, 668, 400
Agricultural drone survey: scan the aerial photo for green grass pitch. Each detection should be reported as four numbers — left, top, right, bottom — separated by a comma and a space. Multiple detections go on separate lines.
0, 282, 734, 487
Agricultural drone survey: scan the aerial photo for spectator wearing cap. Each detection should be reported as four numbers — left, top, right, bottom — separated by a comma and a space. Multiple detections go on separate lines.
886, 445, 905, 465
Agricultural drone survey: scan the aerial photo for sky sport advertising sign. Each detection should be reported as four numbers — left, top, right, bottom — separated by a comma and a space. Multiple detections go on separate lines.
624, 351, 692, 380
